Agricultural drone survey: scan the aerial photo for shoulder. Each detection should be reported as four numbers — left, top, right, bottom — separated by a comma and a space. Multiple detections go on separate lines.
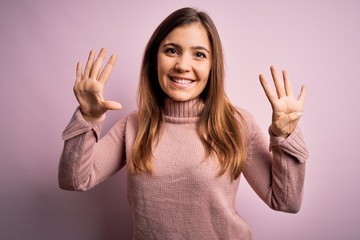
233, 106, 263, 142
126, 111, 138, 123
125, 111, 139, 133
234, 106, 256, 125
108, 110, 139, 133
112, 111, 138, 124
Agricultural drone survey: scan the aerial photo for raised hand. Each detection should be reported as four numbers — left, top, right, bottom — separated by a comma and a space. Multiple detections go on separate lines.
73, 48, 122, 121
259, 66, 306, 138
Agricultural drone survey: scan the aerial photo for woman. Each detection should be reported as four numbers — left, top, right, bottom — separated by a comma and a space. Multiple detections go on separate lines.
59, 7, 308, 240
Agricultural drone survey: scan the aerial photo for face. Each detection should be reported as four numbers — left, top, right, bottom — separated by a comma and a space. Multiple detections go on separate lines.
157, 23, 212, 102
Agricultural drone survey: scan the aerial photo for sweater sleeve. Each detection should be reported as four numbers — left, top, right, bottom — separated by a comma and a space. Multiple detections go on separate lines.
58, 107, 127, 191
241, 111, 309, 213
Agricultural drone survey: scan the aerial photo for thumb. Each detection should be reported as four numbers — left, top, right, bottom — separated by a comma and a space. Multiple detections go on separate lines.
103, 101, 122, 110
287, 112, 303, 122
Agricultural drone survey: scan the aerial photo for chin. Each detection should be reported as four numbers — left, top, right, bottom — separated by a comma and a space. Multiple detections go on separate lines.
169, 97, 188, 102
167, 95, 194, 102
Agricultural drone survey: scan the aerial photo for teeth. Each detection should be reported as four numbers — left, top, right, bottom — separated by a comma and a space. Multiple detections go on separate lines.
172, 78, 192, 84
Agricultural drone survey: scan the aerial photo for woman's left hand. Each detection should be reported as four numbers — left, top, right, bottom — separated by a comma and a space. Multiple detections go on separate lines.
259, 65, 307, 138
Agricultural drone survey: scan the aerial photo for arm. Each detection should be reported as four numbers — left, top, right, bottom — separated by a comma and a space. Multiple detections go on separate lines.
242, 66, 309, 213
58, 48, 125, 191
242, 115, 308, 213
58, 108, 127, 191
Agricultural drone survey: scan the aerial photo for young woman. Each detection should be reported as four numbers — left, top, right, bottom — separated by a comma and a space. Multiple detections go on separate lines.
59, 7, 308, 240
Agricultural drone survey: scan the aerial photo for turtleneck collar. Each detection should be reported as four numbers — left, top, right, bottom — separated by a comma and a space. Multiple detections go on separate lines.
163, 98, 204, 123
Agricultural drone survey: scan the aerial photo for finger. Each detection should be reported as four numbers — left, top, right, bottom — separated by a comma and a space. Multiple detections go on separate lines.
99, 54, 117, 84
84, 50, 95, 78
287, 112, 303, 122
90, 48, 107, 79
270, 65, 286, 98
282, 70, 294, 97
76, 61, 82, 83
259, 74, 277, 105
103, 100, 122, 110
297, 85, 307, 106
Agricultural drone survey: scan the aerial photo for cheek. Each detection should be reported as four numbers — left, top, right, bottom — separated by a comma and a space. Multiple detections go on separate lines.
197, 64, 211, 93
157, 57, 170, 77
196, 63, 211, 81
200, 78, 209, 92
156, 58, 169, 91
156, 51, 166, 71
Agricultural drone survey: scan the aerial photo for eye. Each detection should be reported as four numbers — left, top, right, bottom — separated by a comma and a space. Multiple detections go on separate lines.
195, 52, 206, 58
165, 48, 178, 55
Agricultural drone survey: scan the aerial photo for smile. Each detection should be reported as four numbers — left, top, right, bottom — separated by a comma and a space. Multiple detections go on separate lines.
170, 77, 194, 85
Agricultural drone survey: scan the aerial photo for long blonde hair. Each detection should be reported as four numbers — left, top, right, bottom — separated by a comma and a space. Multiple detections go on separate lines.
130, 7, 247, 180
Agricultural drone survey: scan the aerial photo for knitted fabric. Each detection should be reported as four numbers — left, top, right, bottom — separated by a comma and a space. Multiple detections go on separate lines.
59, 98, 308, 240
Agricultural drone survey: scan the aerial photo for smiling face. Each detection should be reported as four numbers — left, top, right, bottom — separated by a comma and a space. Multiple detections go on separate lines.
157, 23, 212, 102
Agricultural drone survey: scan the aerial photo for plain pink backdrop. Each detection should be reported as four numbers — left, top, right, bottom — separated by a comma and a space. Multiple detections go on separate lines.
1, 0, 359, 239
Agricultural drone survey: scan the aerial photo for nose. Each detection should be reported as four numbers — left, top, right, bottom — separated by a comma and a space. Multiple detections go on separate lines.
174, 55, 191, 72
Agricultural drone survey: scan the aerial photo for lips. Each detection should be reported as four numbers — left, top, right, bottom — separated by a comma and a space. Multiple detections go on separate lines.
170, 77, 194, 85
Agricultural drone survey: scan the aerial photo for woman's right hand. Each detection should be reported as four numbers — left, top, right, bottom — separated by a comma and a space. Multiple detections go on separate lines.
74, 48, 122, 121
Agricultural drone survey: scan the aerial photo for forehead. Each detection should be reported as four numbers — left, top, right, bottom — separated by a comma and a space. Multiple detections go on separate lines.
162, 23, 210, 49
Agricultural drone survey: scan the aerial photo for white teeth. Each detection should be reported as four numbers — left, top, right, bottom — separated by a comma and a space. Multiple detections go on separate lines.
172, 78, 192, 84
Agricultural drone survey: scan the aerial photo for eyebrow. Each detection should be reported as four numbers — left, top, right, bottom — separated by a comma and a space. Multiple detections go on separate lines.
162, 43, 211, 55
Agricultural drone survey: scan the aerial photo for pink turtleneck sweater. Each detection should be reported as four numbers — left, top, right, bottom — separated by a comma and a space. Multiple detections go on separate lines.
59, 99, 308, 240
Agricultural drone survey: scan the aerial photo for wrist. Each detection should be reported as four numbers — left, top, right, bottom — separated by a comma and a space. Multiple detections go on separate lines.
82, 114, 103, 122
79, 108, 104, 122
270, 127, 289, 139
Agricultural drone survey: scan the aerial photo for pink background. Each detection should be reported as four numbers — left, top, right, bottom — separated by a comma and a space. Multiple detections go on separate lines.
1, 0, 359, 239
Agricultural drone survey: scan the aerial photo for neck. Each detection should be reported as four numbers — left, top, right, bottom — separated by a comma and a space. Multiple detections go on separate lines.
163, 98, 204, 121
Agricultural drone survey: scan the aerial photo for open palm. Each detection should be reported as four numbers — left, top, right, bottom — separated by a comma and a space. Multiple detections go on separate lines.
259, 66, 306, 138
73, 48, 121, 121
